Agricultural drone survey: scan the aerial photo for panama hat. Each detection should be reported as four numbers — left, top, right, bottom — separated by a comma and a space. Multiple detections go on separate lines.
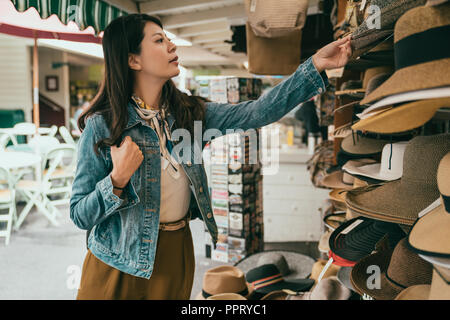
351, 238, 433, 300
346, 134, 450, 226
246, 264, 315, 299
343, 142, 408, 181
234, 250, 315, 281
328, 217, 405, 263
352, 98, 450, 133
195, 265, 253, 300
340, 134, 390, 156
360, 4, 450, 105
408, 153, 450, 258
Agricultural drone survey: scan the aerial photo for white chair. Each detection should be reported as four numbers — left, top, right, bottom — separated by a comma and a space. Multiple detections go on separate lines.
0, 133, 18, 151
0, 166, 17, 245
14, 144, 76, 229
28, 135, 60, 155
59, 126, 76, 146
46, 125, 58, 138
13, 122, 36, 134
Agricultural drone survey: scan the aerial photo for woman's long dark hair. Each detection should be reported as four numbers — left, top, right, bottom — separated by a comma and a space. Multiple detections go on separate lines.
79, 14, 207, 155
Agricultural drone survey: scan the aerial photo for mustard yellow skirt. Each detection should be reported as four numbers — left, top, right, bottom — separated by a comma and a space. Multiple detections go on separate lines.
76, 224, 195, 300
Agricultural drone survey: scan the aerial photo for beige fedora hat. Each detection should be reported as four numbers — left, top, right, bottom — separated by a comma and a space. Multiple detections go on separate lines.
395, 265, 450, 300
346, 134, 450, 226
206, 293, 247, 300
352, 98, 450, 134
408, 152, 450, 257
360, 4, 450, 105
195, 265, 253, 300
340, 134, 390, 156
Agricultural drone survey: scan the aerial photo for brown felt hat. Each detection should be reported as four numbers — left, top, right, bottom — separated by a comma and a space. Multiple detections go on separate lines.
360, 4, 450, 105
351, 238, 433, 300
408, 152, 450, 257
352, 98, 450, 134
346, 134, 450, 226
195, 265, 253, 300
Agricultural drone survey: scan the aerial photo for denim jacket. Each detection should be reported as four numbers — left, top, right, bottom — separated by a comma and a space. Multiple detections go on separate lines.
70, 56, 328, 279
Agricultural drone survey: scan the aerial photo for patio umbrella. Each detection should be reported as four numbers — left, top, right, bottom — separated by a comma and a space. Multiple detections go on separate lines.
0, 0, 127, 129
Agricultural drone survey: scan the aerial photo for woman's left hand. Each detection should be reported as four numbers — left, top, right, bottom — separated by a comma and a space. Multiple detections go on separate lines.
312, 35, 352, 73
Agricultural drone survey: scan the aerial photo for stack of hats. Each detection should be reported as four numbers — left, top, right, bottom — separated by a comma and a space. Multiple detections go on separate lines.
307, 2, 450, 300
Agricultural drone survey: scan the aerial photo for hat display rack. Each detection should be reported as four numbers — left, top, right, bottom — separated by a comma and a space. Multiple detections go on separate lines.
307, 0, 450, 301
194, 1, 450, 301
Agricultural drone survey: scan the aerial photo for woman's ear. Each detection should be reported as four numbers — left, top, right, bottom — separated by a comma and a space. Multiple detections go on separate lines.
128, 54, 142, 71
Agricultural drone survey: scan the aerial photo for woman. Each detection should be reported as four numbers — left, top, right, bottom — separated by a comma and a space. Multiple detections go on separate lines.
70, 13, 351, 300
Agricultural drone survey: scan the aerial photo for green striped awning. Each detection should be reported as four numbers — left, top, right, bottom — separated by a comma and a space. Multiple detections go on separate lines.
11, 0, 128, 34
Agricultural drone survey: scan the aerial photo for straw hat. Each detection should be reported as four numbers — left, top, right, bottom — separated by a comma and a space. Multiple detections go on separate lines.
340, 134, 390, 156
195, 265, 253, 300
322, 159, 378, 190
352, 98, 450, 133
234, 250, 315, 281
343, 142, 408, 181
346, 134, 450, 226
324, 211, 347, 231
408, 152, 450, 257
350, 0, 427, 59
351, 238, 433, 300
360, 4, 450, 105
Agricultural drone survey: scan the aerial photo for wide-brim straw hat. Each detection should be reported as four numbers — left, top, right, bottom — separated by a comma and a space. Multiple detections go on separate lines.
340, 134, 389, 156
345, 134, 450, 226
352, 98, 450, 134
360, 4, 450, 105
234, 250, 315, 281
408, 152, 450, 257
351, 238, 433, 300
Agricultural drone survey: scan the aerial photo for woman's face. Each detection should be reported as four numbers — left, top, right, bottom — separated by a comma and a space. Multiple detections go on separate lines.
129, 21, 180, 80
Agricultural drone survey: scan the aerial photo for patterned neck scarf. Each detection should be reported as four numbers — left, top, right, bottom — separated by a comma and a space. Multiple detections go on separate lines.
131, 95, 180, 179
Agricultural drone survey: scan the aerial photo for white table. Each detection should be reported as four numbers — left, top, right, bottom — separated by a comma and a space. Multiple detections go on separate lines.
0, 150, 58, 229
0, 127, 53, 136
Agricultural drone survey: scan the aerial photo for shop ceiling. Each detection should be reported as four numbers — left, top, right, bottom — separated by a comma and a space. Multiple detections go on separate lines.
104, 0, 322, 71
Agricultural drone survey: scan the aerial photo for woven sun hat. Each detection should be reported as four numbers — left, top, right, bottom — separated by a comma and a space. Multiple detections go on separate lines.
343, 141, 408, 181
360, 4, 450, 105
234, 250, 315, 282
352, 98, 450, 134
346, 134, 450, 226
321, 159, 376, 190
340, 133, 390, 157
350, 0, 427, 60
245, 264, 315, 299
351, 238, 433, 300
408, 152, 450, 258
328, 217, 406, 263
195, 265, 253, 300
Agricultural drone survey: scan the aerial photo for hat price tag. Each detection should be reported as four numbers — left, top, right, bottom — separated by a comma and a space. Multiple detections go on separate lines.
341, 219, 364, 235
